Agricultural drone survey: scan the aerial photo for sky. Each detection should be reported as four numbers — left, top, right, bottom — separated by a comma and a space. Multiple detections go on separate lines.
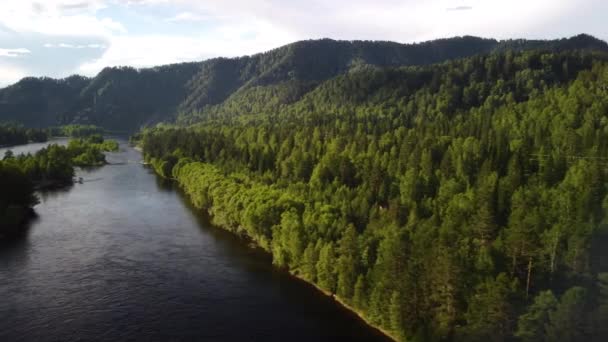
0, 0, 607, 87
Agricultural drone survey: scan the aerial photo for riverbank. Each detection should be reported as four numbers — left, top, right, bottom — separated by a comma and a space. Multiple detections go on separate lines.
1, 137, 118, 241
289, 272, 397, 342
149, 162, 397, 342
1, 140, 390, 342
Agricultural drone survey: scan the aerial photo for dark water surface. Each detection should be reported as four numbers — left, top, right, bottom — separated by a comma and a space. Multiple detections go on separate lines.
0, 141, 388, 342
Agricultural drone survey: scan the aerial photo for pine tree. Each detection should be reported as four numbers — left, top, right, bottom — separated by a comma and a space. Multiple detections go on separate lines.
389, 291, 406, 341
301, 242, 318, 282
593, 273, 608, 339
337, 225, 358, 300
316, 243, 337, 293
515, 290, 558, 342
353, 275, 367, 310
546, 287, 589, 342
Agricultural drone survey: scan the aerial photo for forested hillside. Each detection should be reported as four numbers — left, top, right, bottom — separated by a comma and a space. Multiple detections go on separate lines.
1, 34, 606, 131
0, 63, 201, 130
139, 49, 608, 341
0, 75, 90, 127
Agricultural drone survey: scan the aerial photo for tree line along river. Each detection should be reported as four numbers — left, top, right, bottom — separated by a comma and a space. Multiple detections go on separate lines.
0, 139, 388, 341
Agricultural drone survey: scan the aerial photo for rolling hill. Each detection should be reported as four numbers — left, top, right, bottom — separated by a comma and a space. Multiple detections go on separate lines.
0, 34, 606, 131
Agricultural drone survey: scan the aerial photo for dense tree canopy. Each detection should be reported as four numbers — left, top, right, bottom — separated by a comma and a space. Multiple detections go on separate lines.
51, 124, 105, 138
0, 123, 48, 146
139, 49, 608, 341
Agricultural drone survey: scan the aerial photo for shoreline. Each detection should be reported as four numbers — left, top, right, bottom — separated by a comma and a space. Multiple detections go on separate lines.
206, 204, 398, 341
149, 164, 399, 342
200, 202, 398, 341
288, 272, 398, 342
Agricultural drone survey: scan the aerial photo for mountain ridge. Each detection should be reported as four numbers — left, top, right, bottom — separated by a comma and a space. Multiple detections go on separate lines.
1, 34, 606, 130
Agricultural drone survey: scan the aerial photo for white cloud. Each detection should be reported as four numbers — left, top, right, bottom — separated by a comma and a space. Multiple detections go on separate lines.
0, 48, 31, 57
165, 12, 209, 22
149, 0, 593, 42
87, 43, 105, 48
446, 6, 473, 11
58, 1, 105, 11
43, 42, 106, 49
0, 0, 124, 38
78, 19, 294, 75
0, 0, 607, 85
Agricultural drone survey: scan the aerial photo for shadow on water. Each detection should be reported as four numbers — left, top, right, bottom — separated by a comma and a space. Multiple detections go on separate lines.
0, 213, 37, 254
154, 174, 176, 193
37, 184, 73, 202
78, 165, 105, 172
166, 175, 391, 342
174, 182, 273, 262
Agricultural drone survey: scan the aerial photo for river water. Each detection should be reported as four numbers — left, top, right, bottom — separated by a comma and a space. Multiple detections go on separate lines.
0, 137, 69, 157
0, 140, 387, 342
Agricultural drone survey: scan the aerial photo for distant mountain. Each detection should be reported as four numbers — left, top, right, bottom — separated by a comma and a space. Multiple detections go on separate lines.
0, 75, 90, 128
0, 63, 201, 131
1, 34, 606, 131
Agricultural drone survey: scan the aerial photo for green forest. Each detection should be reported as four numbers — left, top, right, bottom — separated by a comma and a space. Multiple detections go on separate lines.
0, 123, 107, 147
2, 34, 608, 341
0, 123, 49, 146
138, 49, 608, 341
51, 124, 105, 138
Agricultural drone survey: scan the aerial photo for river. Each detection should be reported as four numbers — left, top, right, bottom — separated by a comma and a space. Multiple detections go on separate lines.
0, 137, 69, 156
0, 140, 388, 341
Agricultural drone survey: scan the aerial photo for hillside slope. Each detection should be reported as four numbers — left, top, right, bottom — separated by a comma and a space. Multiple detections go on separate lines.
140, 48, 608, 341
0, 34, 606, 130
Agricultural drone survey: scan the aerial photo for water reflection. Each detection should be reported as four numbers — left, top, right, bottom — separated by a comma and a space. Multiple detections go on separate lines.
0, 215, 36, 260
37, 185, 73, 202
153, 173, 175, 192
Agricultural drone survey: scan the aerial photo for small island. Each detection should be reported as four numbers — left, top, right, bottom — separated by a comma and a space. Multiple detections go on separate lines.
0, 131, 119, 238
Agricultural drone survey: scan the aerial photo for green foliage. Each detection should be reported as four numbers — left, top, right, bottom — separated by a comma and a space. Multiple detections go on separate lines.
97, 139, 119, 152
593, 273, 608, 339
0, 145, 69, 236
67, 136, 119, 166
389, 291, 406, 340
461, 273, 516, 341
336, 225, 358, 300
54, 125, 104, 138
7, 35, 607, 339
0, 75, 89, 127
515, 290, 558, 342
140, 49, 608, 340
1, 136, 118, 237
0, 122, 48, 146
316, 243, 337, 293
0, 123, 107, 147
353, 275, 367, 310
546, 287, 590, 342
